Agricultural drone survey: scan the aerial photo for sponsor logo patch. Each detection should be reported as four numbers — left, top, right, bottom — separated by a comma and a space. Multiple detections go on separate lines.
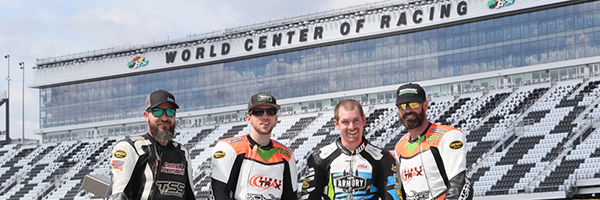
430, 128, 445, 134
249, 174, 283, 191
449, 140, 464, 150
155, 181, 185, 197
114, 150, 127, 159
357, 163, 368, 169
302, 182, 310, 188
111, 160, 124, 170
401, 166, 424, 183
213, 150, 226, 159
228, 137, 244, 143
161, 162, 185, 175
257, 94, 273, 102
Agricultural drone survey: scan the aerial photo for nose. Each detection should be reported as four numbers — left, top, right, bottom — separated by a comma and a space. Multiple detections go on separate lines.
159, 113, 170, 120
348, 121, 357, 129
259, 112, 269, 120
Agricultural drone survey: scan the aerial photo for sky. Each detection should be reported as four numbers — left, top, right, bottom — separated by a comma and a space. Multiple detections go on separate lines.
0, 0, 389, 141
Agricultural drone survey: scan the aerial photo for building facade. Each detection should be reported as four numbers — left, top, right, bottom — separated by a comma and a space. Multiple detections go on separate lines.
32, 0, 600, 142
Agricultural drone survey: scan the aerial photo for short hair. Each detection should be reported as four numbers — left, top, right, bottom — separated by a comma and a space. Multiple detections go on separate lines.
334, 99, 365, 120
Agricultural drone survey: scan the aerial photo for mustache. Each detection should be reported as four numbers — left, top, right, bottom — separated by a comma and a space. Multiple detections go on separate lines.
156, 120, 172, 124
403, 112, 418, 118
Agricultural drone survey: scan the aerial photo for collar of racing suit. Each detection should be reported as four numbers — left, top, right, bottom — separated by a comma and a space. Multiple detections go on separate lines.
408, 122, 432, 143
335, 136, 368, 155
246, 134, 274, 150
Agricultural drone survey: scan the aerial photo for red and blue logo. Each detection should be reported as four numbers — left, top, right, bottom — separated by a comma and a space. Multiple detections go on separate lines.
128, 56, 149, 69
357, 163, 368, 169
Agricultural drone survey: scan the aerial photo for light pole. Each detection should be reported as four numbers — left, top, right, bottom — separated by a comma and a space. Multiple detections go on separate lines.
3, 55, 9, 141
19, 62, 24, 143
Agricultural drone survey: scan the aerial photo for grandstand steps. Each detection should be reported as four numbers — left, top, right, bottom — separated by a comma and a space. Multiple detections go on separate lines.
5, 77, 600, 199
0, 144, 56, 199
365, 106, 394, 147
43, 139, 113, 200
477, 81, 600, 195
529, 123, 597, 192
451, 95, 485, 128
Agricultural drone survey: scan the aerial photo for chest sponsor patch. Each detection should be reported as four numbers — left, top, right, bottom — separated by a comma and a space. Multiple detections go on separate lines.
161, 162, 185, 175
155, 181, 185, 197
114, 150, 127, 159
449, 140, 464, 150
249, 174, 283, 191
401, 166, 424, 183
335, 175, 368, 192
213, 150, 226, 159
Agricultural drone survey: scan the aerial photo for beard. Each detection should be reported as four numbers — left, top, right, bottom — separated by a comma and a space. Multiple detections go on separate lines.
400, 108, 426, 130
149, 120, 175, 143
252, 122, 275, 135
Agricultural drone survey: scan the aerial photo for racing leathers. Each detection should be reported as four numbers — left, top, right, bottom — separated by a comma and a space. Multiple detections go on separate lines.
301, 136, 401, 200
107, 133, 196, 200
394, 123, 472, 200
211, 134, 298, 200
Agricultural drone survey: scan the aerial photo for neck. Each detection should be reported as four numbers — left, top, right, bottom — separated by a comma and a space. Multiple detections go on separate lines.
249, 131, 271, 147
156, 140, 168, 146
409, 121, 430, 141
341, 139, 362, 152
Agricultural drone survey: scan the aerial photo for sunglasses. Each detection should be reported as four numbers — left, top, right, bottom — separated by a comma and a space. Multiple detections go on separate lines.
249, 108, 277, 116
148, 108, 176, 117
397, 102, 421, 110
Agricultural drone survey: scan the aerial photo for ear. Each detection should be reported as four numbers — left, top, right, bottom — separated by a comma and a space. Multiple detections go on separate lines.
333, 119, 340, 130
245, 114, 251, 123
144, 111, 149, 120
361, 115, 367, 126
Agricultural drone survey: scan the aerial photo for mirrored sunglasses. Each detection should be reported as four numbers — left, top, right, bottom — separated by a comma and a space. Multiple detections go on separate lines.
397, 102, 421, 110
148, 108, 176, 117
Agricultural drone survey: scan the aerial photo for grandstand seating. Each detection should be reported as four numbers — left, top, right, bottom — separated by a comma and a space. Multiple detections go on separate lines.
1, 78, 600, 199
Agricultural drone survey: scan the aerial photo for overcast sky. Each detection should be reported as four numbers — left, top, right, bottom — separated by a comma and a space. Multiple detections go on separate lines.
0, 0, 389, 141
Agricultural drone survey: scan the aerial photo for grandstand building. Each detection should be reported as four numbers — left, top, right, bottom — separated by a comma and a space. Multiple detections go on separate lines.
0, 0, 598, 199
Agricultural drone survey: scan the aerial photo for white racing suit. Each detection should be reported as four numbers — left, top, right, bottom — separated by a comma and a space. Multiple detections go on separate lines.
394, 123, 472, 200
211, 134, 298, 200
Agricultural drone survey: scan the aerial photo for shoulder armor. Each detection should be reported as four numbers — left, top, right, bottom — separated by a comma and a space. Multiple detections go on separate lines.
222, 135, 246, 144
364, 143, 384, 160
317, 142, 338, 159
430, 124, 462, 135
119, 136, 152, 156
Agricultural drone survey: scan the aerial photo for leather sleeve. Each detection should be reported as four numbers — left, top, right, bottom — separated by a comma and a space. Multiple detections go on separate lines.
439, 130, 472, 200
282, 152, 299, 200
210, 141, 237, 200
107, 140, 140, 199
379, 151, 402, 200
106, 192, 129, 200
300, 150, 327, 200
183, 146, 197, 200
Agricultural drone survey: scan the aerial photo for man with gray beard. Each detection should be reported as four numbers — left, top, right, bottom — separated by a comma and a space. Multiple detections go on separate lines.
393, 83, 472, 200
107, 90, 196, 200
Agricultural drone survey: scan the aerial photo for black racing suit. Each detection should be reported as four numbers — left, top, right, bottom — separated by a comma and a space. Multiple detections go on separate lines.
301, 137, 401, 200
107, 133, 196, 200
